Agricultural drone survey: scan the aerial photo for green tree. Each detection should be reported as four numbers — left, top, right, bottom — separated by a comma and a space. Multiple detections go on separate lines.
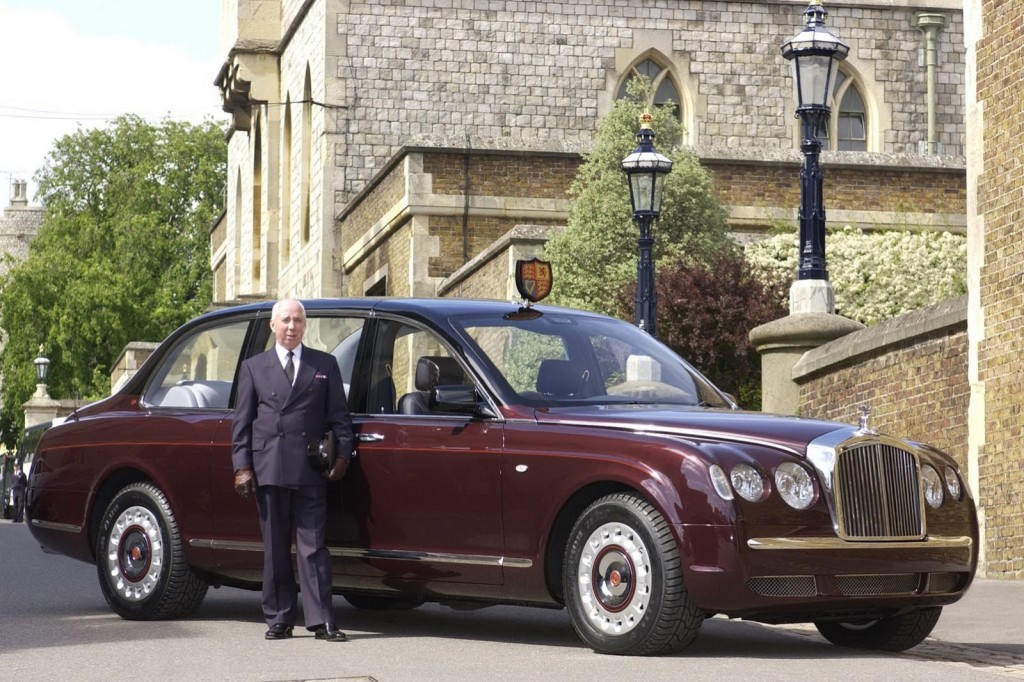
0, 115, 226, 448
545, 79, 732, 316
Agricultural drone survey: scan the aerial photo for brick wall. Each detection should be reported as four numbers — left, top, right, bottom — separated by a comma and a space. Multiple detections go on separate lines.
972, 0, 1024, 578
797, 298, 970, 471
708, 161, 966, 218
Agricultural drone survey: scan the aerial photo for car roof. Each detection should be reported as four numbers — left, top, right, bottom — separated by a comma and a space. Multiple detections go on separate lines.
194, 298, 600, 326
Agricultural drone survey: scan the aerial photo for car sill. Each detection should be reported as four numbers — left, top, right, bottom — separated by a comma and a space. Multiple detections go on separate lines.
30, 519, 83, 533
189, 539, 533, 568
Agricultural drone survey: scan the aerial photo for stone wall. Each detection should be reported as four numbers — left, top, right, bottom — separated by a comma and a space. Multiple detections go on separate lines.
795, 298, 969, 472
332, 0, 966, 207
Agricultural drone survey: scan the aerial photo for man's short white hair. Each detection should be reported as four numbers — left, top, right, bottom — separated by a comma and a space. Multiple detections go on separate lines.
271, 298, 306, 320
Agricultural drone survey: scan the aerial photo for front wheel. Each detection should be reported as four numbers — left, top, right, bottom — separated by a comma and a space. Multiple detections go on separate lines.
95, 482, 208, 620
814, 607, 942, 651
563, 493, 704, 656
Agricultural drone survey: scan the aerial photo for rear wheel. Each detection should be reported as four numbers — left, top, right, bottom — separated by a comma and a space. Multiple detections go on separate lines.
563, 493, 704, 655
814, 607, 942, 651
95, 482, 208, 620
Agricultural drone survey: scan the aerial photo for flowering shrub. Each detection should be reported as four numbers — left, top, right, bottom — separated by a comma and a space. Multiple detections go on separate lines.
744, 225, 967, 326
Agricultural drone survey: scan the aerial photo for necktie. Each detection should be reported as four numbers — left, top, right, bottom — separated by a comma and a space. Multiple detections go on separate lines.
285, 351, 295, 385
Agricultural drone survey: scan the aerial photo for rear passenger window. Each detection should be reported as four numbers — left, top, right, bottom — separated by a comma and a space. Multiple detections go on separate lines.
144, 320, 249, 409
260, 316, 365, 396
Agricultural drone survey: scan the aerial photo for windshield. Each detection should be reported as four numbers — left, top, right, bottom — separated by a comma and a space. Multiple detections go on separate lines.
453, 309, 730, 408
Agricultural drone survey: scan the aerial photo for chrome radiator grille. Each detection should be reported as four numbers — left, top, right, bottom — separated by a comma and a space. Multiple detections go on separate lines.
834, 442, 924, 540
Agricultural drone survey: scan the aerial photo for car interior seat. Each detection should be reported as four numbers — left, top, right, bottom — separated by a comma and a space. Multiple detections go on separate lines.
536, 359, 586, 399
398, 356, 465, 415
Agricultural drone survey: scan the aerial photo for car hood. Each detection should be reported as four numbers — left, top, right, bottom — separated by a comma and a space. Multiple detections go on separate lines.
533, 404, 852, 455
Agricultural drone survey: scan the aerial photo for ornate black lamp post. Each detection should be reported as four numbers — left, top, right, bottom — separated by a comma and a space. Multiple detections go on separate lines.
781, 0, 849, 282
621, 112, 673, 336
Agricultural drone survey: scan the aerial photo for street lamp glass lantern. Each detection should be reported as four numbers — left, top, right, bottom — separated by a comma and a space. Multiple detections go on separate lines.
781, 0, 850, 111
34, 348, 50, 384
621, 115, 673, 216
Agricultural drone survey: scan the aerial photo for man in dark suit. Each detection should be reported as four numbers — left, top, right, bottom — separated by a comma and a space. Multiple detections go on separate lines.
11, 464, 27, 523
231, 298, 353, 642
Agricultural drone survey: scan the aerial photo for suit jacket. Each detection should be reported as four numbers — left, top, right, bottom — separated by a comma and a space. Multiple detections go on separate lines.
231, 344, 353, 487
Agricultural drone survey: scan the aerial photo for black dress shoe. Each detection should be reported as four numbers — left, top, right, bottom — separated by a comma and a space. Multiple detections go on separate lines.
313, 624, 347, 642
265, 623, 294, 640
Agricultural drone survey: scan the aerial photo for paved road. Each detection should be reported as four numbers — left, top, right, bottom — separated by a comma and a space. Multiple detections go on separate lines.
1, 520, 1022, 681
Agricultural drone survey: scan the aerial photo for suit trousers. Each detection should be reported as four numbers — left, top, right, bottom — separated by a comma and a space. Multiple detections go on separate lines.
256, 484, 335, 629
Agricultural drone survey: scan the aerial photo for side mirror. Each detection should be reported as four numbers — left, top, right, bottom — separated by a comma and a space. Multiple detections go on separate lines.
431, 385, 497, 419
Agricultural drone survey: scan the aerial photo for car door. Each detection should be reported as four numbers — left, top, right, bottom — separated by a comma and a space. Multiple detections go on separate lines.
337, 316, 505, 586
137, 317, 250, 572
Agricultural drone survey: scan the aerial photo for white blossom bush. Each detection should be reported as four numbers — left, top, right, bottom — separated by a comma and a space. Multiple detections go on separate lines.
744, 225, 967, 326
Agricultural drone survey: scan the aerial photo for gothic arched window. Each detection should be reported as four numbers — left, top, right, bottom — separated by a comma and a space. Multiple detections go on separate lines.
616, 58, 682, 121
820, 72, 868, 151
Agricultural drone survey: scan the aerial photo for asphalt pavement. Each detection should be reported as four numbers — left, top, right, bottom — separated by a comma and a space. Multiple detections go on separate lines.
2, 518, 1022, 681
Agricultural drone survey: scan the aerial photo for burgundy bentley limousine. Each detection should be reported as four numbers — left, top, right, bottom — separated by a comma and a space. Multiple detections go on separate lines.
25, 297, 977, 656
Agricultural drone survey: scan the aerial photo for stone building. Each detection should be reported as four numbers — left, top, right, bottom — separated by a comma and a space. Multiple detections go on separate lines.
214, 0, 966, 304
0, 179, 44, 282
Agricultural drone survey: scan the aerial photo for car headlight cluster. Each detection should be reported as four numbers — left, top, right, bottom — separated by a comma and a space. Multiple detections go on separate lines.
709, 462, 817, 510
921, 463, 965, 508
774, 462, 816, 510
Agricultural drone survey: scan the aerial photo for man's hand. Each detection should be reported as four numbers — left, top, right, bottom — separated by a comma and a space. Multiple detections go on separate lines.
234, 467, 256, 499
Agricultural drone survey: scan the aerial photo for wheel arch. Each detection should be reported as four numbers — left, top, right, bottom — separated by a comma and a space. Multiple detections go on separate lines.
544, 480, 641, 604
87, 467, 155, 560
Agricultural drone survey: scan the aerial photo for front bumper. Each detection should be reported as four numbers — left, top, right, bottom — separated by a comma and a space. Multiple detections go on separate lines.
679, 523, 977, 622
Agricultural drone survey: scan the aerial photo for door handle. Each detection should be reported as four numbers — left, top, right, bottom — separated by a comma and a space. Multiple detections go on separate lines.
357, 433, 384, 442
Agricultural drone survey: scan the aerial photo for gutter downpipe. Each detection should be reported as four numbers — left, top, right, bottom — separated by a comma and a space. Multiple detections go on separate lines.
916, 13, 948, 155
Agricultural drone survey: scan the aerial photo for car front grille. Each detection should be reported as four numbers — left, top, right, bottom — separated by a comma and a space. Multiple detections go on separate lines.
833, 441, 924, 540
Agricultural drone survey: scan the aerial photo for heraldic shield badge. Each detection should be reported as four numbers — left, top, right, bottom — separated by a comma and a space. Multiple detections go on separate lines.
515, 258, 552, 304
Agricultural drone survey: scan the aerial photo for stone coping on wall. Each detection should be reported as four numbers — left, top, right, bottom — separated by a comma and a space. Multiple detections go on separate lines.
437, 224, 560, 297
793, 295, 967, 381
336, 142, 586, 223
696, 146, 966, 173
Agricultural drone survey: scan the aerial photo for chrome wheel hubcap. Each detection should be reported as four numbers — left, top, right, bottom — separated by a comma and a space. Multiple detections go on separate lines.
105, 505, 164, 602
577, 521, 652, 635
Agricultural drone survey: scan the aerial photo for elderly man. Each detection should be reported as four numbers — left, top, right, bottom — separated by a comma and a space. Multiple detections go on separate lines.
231, 298, 354, 642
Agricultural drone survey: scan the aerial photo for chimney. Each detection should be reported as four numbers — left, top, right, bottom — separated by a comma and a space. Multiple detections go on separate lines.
10, 179, 28, 207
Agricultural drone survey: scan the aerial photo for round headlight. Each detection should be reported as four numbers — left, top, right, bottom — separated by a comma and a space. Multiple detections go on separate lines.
730, 464, 765, 502
921, 464, 944, 509
709, 465, 733, 500
774, 462, 816, 510
944, 465, 962, 501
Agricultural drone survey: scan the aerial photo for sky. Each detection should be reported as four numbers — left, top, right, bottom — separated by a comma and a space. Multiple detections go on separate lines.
0, 0, 228, 204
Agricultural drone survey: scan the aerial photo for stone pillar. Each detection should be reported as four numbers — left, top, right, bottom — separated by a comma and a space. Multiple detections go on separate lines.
750, 312, 863, 414
22, 384, 62, 430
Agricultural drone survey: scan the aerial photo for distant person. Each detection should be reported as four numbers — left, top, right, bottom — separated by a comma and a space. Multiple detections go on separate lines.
231, 298, 354, 642
11, 464, 27, 523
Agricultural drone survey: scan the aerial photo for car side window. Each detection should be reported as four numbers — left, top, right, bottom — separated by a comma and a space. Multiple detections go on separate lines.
363, 319, 470, 415
144, 320, 249, 409
462, 325, 569, 399
260, 316, 365, 397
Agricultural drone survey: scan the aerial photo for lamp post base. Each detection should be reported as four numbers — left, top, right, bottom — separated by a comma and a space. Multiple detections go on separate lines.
790, 279, 835, 315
